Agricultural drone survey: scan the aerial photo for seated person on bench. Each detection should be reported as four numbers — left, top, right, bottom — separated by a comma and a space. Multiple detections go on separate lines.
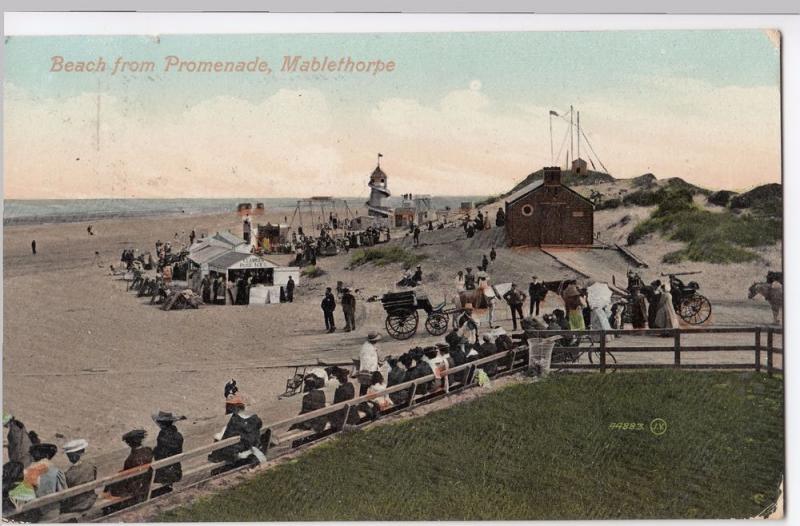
357, 372, 391, 421
330, 369, 359, 430
104, 430, 153, 503
208, 395, 265, 464
290, 377, 328, 434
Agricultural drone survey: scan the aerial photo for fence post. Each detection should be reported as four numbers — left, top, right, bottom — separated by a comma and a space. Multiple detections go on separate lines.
599, 333, 606, 373
755, 327, 762, 372
407, 382, 419, 408
767, 328, 774, 377
464, 364, 476, 386
144, 463, 158, 503
508, 349, 518, 372
673, 329, 681, 367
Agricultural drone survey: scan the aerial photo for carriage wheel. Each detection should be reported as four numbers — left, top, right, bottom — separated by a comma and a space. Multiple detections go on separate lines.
385, 310, 419, 340
679, 295, 712, 325
425, 312, 450, 336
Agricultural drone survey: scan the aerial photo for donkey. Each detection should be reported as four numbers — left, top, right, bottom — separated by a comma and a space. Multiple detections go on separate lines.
748, 282, 782, 324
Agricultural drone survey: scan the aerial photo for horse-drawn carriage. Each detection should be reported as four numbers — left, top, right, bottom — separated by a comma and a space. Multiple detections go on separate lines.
664, 272, 712, 325
381, 290, 454, 340
623, 271, 712, 325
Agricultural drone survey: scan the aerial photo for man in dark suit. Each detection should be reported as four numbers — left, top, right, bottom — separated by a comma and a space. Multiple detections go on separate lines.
528, 276, 548, 316
321, 287, 336, 332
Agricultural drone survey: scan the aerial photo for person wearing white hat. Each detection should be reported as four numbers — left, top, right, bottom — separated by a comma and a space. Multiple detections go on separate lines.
357, 332, 382, 395
61, 439, 97, 513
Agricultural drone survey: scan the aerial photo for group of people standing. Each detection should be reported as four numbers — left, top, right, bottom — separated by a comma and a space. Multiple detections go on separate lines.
321, 286, 358, 333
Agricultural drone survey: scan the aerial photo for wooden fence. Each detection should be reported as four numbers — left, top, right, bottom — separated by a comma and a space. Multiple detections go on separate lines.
527, 326, 783, 375
5, 326, 782, 523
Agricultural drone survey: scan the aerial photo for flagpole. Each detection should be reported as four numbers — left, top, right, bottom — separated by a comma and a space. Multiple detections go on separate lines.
549, 112, 554, 164
570, 105, 574, 166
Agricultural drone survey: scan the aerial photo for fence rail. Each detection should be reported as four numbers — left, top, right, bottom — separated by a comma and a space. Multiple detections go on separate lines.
5, 326, 782, 522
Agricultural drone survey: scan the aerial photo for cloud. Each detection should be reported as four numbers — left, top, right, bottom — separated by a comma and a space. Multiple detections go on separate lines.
3, 75, 782, 199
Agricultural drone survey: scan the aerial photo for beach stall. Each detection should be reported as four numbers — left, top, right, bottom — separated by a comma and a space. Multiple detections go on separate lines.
206, 252, 300, 305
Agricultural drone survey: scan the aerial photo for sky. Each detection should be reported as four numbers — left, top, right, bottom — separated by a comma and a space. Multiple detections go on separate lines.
3, 30, 781, 199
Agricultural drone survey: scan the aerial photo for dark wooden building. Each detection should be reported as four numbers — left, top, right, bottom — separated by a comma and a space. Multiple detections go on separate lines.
504, 167, 594, 247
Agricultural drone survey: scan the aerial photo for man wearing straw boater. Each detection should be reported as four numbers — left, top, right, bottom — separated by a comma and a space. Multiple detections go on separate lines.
61, 439, 97, 513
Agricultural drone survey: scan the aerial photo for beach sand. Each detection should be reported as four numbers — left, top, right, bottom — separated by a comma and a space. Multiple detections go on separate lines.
2, 202, 780, 476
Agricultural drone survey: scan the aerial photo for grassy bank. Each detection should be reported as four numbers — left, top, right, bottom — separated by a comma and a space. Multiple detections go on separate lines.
628, 188, 781, 264
349, 245, 427, 270
159, 371, 783, 521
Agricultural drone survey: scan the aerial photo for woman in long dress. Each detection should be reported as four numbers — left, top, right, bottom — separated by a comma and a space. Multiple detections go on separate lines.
561, 283, 586, 330
654, 284, 679, 329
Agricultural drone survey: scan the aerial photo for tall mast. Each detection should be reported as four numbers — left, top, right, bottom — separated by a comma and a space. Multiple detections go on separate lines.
569, 105, 574, 165
577, 111, 581, 159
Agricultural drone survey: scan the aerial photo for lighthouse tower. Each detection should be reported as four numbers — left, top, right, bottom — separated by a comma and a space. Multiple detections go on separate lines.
366, 154, 392, 219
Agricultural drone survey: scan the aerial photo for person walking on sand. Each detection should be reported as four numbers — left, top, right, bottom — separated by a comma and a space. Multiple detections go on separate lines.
490, 246, 497, 262
285, 276, 295, 303
503, 283, 527, 331
341, 287, 357, 332
321, 287, 337, 333
31, 240, 36, 255
413, 225, 421, 247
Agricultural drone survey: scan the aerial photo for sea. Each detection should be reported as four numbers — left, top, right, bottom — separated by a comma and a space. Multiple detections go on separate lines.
2, 196, 488, 226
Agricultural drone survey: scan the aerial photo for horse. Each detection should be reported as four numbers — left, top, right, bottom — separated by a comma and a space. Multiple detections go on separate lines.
748, 281, 782, 324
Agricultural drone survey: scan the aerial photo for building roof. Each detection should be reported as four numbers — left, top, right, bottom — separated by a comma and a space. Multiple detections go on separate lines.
189, 245, 231, 266
505, 178, 594, 208
505, 180, 545, 206
212, 231, 247, 247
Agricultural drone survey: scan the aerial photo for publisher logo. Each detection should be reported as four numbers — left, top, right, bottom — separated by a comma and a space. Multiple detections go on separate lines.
650, 418, 668, 436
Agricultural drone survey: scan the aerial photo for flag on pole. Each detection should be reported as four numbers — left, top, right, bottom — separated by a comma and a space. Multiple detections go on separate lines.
549, 110, 559, 116
378, 153, 383, 157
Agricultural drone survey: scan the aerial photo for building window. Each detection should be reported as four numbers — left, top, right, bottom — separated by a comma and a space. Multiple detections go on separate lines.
521, 204, 534, 217
572, 211, 584, 217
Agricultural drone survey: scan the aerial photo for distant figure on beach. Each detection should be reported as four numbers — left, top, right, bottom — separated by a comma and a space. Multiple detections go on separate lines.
495, 208, 506, 227
481, 254, 489, 271
31, 240, 36, 255
490, 246, 497, 262
321, 287, 336, 333
413, 225, 420, 247
464, 267, 476, 290
341, 287, 356, 332
189, 230, 196, 245
285, 276, 295, 303
87, 225, 94, 236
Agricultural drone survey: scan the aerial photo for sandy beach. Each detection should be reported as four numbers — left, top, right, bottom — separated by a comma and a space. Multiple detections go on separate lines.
2, 201, 780, 477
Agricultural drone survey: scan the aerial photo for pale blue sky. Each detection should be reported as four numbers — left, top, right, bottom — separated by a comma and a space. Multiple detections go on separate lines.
4, 30, 781, 198
6, 31, 778, 109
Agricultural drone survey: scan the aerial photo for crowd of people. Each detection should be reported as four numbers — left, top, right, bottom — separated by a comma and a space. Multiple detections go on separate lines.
2, 410, 189, 522
291, 325, 518, 437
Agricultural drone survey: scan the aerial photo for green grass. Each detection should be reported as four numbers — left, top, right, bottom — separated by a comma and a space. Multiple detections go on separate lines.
300, 265, 325, 278
159, 371, 783, 521
627, 188, 781, 264
349, 246, 427, 270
